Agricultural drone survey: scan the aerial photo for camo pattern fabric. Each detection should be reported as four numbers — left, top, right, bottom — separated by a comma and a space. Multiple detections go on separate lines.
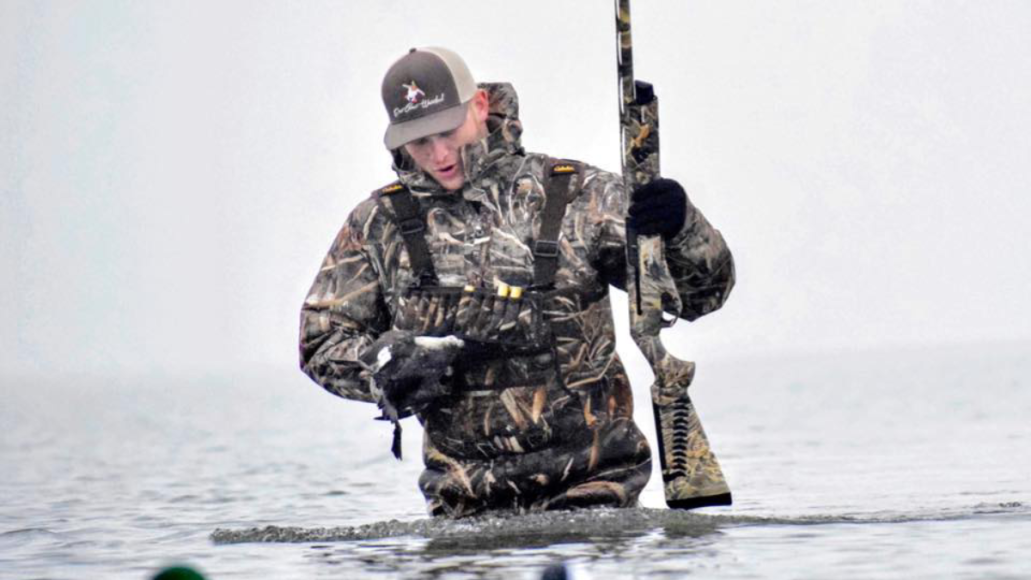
299, 82, 734, 518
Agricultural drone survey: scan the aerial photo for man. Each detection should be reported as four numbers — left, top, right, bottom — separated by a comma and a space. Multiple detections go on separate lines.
299, 47, 734, 518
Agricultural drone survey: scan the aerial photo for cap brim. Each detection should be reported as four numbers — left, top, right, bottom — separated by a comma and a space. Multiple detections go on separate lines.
384, 102, 469, 150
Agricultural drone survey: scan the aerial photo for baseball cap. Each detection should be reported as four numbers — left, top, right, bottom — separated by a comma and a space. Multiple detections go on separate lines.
381, 47, 477, 150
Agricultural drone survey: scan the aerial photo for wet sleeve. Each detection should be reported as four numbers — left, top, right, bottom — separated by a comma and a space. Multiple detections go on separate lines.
299, 206, 390, 403
590, 170, 735, 321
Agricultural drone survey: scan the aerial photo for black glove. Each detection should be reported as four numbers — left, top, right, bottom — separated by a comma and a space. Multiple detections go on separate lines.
360, 330, 464, 459
626, 178, 690, 240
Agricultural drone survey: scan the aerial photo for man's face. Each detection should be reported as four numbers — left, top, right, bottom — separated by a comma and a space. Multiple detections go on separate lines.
403, 90, 488, 191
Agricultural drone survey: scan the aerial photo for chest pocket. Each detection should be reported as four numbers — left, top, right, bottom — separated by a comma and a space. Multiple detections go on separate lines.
392, 285, 546, 352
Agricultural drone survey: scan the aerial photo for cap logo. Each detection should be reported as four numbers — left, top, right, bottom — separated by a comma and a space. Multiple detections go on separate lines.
403, 81, 425, 104
393, 80, 447, 119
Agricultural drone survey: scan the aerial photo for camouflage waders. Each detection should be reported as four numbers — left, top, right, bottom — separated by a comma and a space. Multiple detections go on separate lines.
378, 160, 652, 516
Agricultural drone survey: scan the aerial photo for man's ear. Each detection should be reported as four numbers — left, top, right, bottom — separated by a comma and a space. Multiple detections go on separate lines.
470, 89, 489, 124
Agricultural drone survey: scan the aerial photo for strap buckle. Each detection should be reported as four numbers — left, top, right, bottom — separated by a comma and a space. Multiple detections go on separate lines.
399, 217, 425, 236
533, 240, 559, 258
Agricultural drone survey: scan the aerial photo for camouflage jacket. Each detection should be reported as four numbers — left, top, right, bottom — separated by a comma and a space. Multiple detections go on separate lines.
299, 83, 734, 517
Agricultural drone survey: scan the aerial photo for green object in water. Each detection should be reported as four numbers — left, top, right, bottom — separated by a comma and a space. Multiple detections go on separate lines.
153, 566, 207, 580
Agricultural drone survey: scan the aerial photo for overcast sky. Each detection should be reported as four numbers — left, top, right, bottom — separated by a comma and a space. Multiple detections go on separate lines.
3, 1, 1029, 378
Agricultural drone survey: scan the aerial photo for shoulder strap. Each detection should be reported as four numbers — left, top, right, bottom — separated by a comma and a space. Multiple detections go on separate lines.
374, 182, 437, 286
533, 159, 585, 288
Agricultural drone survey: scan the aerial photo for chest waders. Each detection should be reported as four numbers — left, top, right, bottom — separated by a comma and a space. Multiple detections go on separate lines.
374, 159, 599, 462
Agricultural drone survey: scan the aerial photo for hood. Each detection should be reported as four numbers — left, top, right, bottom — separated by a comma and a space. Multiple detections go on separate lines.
391, 82, 525, 195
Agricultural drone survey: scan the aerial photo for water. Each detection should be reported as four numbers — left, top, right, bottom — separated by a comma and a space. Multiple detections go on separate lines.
2, 342, 1029, 579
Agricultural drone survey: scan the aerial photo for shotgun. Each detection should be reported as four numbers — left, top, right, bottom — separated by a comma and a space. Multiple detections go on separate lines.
615, 0, 732, 509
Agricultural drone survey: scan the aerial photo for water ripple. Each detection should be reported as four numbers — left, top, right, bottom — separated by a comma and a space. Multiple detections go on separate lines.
210, 502, 1030, 545
0, 528, 62, 547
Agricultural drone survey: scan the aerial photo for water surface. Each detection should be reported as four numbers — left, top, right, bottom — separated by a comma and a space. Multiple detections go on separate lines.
2, 343, 1028, 578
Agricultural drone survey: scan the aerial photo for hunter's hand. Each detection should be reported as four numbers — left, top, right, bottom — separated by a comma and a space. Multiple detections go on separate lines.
627, 178, 691, 240
360, 330, 465, 420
